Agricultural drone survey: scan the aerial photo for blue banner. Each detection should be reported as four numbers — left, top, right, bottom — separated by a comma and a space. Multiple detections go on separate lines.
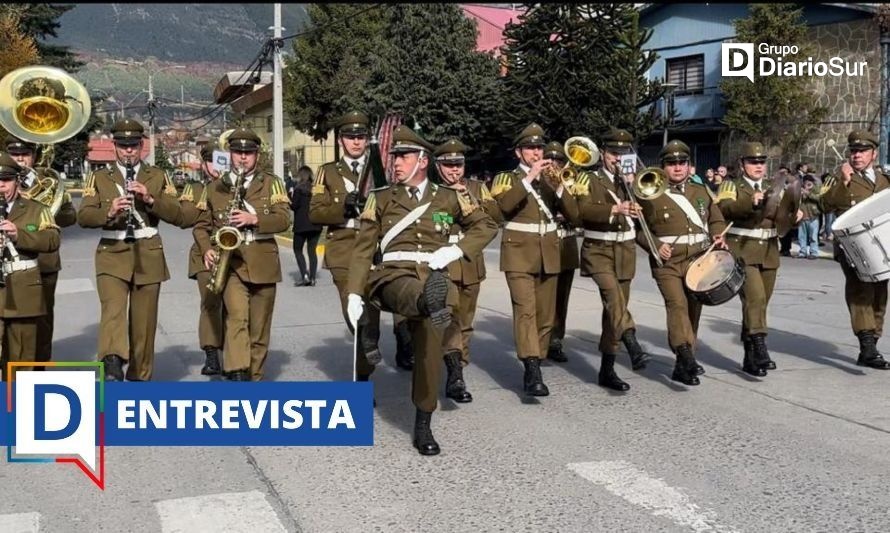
2, 381, 374, 446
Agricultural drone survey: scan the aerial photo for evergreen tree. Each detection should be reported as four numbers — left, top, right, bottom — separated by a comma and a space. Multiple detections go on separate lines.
5, 4, 83, 72
154, 143, 175, 174
720, 4, 828, 160
499, 4, 668, 144
0, 12, 40, 79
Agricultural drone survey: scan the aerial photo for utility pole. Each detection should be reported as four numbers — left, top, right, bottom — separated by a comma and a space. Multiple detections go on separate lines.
272, 3, 285, 179
148, 74, 156, 165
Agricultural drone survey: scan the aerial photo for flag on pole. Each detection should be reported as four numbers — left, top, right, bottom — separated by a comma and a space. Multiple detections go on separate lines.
377, 113, 401, 182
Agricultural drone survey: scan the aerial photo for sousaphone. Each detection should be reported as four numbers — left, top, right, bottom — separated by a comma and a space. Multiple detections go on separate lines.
0, 65, 92, 215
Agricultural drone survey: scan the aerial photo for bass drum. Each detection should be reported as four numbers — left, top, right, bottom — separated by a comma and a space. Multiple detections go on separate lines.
684, 249, 746, 306
831, 188, 890, 282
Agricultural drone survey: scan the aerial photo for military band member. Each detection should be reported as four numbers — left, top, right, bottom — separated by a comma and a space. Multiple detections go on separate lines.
574, 129, 648, 391
492, 124, 581, 397
435, 138, 502, 403
194, 128, 291, 381
6, 137, 77, 368
0, 153, 61, 379
77, 118, 182, 381
177, 140, 225, 376
716, 142, 781, 376
635, 140, 727, 386
309, 111, 414, 373
544, 141, 578, 364
347, 126, 497, 455
821, 130, 890, 369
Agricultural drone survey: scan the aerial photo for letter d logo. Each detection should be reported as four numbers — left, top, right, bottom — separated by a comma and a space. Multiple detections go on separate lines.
722, 43, 755, 82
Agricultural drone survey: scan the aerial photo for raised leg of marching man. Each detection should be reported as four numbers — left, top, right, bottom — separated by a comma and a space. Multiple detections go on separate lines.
193, 128, 291, 381
573, 129, 650, 392
76, 118, 183, 381
821, 129, 890, 370
716, 141, 784, 377
347, 126, 497, 455
178, 140, 226, 376
492, 124, 581, 398
434, 138, 503, 403
635, 140, 728, 387
6, 136, 77, 367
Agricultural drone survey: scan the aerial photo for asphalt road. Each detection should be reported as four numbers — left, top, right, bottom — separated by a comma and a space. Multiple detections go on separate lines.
2, 204, 889, 533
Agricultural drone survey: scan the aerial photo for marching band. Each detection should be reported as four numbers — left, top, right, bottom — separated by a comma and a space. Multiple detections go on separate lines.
2, 67, 890, 457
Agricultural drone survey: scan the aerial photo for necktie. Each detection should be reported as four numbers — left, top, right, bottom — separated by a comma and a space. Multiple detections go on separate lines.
351, 161, 359, 176
409, 186, 419, 202
754, 183, 761, 192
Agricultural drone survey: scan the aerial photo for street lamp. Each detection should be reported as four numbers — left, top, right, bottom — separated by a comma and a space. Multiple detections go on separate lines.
662, 83, 679, 147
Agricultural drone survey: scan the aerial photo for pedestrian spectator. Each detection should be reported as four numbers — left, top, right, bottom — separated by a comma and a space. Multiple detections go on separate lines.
717, 165, 728, 181
797, 174, 821, 259
289, 165, 322, 287
689, 165, 705, 186
819, 171, 835, 244
779, 170, 800, 256
704, 168, 719, 192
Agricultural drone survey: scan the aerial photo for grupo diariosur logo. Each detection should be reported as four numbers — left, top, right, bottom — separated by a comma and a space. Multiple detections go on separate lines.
722, 42, 868, 82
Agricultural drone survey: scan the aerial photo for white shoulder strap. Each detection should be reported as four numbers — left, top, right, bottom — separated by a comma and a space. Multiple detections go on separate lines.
604, 188, 633, 227
380, 202, 431, 254
664, 191, 706, 230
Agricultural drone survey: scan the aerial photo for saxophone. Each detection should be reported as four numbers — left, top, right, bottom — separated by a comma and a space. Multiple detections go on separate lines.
206, 168, 246, 294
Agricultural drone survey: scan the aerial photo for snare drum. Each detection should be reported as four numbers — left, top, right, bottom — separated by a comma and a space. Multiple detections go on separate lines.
831, 188, 890, 282
684, 249, 746, 306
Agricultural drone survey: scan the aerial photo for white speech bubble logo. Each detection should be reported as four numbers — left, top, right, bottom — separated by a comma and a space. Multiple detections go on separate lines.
213, 150, 231, 172
15, 371, 97, 474
722, 43, 755, 82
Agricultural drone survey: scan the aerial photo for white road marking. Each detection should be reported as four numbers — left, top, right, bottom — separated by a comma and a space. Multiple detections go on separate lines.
56, 278, 94, 295
568, 461, 738, 533
0, 512, 41, 532
155, 490, 287, 533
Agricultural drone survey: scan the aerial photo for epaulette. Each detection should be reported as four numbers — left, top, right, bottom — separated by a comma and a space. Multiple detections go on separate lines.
716, 180, 737, 202
196, 183, 209, 211
360, 191, 378, 222
820, 175, 837, 196
82, 170, 97, 197
311, 165, 326, 195
179, 183, 194, 203
270, 175, 289, 205
455, 187, 479, 217
479, 183, 494, 202
490, 171, 514, 197
161, 170, 177, 197
38, 206, 59, 231
572, 172, 591, 196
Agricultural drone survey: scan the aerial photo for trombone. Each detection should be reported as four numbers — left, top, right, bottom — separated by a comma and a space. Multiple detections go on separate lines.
612, 145, 668, 267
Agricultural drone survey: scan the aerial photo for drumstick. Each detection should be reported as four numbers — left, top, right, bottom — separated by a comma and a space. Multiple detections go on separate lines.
699, 222, 734, 260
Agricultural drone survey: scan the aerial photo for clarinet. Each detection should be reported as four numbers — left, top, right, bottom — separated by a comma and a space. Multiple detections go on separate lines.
0, 196, 8, 288
124, 161, 137, 243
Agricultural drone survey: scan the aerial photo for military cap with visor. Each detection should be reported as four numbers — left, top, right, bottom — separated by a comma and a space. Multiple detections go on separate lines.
740, 141, 767, 162
388, 126, 435, 154
111, 118, 145, 146
5, 136, 36, 155
434, 138, 468, 163
514, 123, 546, 148
847, 129, 878, 149
543, 141, 567, 162
0, 152, 24, 180
659, 140, 691, 162
337, 111, 370, 136
601, 128, 634, 153
227, 127, 261, 152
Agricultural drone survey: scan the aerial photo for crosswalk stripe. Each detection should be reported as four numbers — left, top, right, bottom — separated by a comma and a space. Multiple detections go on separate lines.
0, 512, 41, 532
154, 490, 287, 533
568, 461, 738, 533
56, 278, 94, 295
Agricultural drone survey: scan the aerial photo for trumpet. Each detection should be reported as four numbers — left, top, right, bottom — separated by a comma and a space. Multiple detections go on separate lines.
543, 136, 601, 190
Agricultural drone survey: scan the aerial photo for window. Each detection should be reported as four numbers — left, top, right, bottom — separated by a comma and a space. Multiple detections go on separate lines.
666, 54, 704, 94
266, 115, 273, 133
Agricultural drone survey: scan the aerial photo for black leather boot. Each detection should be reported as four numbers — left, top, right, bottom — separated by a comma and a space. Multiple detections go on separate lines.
621, 328, 650, 371
741, 336, 767, 377
444, 351, 472, 403
201, 347, 221, 376
227, 369, 250, 381
413, 409, 440, 456
417, 270, 451, 330
598, 353, 630, 391
749, 333, 772, 370
356, 374, 375, 407
857, 330, 890, 369
547, 338, 568, 362
671, 344, 700, 386
522, 357, 549, 396
102, 354, 125, 382
394, 321, 414, 371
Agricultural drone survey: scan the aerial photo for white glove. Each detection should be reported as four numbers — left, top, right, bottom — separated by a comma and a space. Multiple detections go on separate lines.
347, 293, 365, 330
427, 245, 464, 270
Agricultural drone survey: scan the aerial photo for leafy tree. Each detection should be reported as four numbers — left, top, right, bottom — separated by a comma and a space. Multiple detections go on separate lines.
0, 12, 41, 144
4, 4, 84, 72
154, 143, 175, 173
720, 4, 828, 160
284, 4, 388, 141
499, 3, 668, 144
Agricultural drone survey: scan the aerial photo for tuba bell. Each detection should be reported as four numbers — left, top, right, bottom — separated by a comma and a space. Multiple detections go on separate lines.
544, 136, 601, 189
0, 65, 91, 215
632, 167, 669, 201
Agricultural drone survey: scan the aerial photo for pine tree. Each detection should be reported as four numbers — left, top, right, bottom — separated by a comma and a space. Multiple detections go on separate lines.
0, 13, 40, 79
1, 4, 83, 72
499, 4, 668, 144
720, 4, 828, 160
